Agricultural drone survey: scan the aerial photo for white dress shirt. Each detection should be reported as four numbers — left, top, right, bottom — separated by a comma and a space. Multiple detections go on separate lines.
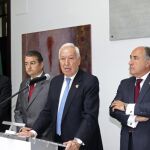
126, 71, 150, 128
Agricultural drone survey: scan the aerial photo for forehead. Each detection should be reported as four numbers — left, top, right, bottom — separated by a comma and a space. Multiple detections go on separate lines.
25, 56, 38, 61
60, 46, 76, 56
131, 47, 145, 57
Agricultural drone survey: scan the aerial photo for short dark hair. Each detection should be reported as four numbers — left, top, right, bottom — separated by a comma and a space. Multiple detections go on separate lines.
25, 50, 43, 63
144, 47, 150, 59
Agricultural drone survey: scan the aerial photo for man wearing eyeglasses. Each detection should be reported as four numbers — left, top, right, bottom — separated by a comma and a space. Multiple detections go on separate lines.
14, 50, 51, 140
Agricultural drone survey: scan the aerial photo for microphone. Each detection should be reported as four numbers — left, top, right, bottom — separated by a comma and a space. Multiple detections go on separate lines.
0, 74, 51, 106
29, 74, 50, 85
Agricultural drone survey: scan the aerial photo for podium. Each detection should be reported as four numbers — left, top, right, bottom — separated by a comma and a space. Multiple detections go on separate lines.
0, 132, 65, 150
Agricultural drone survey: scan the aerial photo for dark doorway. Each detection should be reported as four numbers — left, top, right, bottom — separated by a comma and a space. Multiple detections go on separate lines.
0, 0, 11, 77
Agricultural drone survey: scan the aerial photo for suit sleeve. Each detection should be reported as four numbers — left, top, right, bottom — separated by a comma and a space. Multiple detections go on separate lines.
109, 80, 129, 126
134, 103, 150, 117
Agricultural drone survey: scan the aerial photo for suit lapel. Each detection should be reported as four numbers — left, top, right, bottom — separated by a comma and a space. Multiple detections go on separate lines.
24, 88, 30, 110
55, 76, 64, 110
128, 77, 136, 103
53, 75, 64, 124
27, 81, 44, 108
62, 70, 82, 122
138, 74, 150, 102
26, 73, 46, 108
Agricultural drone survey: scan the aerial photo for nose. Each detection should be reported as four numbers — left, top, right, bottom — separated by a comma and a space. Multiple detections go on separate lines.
25, 63, 31, 69
128, 58, 133, 65
64, 58, 69, 65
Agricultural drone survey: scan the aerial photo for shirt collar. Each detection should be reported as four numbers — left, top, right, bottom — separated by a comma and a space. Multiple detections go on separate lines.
64, 73, 77, 81
30, 71, 43, 80
136, 71, 150, 80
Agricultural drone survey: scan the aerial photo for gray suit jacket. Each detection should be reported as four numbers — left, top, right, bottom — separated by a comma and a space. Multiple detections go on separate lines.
14, 74, 51, 139
110, 74, 150, 150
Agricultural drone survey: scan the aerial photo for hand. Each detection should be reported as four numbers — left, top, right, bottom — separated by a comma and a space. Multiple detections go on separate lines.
17, 127, 33, 137
135, 116, 149, 122
19, 127, 32, 132
111, 100, 126, 112
64, 140, 80, 150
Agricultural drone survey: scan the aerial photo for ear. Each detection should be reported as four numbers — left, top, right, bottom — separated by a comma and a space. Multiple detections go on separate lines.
40, 62, 44, 68
78, 57, 81, 66
146, 60, 150, 67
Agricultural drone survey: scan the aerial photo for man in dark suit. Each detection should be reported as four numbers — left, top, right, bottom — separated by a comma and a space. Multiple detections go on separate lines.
110, 46, 150, 150
14, 50, 51, 139
19, 43, 103, 150
0, 75, 11, 132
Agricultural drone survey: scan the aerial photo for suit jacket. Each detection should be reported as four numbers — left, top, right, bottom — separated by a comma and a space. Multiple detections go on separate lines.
0, 75, 11, 132
110, 74, 150, 150
33, 69, 103, 150
14, 74, 51, 139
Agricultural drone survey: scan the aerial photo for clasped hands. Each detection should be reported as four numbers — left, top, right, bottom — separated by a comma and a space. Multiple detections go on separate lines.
17, 128, 81, 150
111, 100, 149, 122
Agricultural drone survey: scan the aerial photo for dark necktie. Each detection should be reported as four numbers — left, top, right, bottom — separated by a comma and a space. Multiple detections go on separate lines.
134, 79, 143, 103
28, 84, 35, 100
56, 78, 71, 135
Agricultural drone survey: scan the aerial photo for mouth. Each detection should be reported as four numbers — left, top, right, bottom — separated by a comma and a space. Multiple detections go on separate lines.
64, 67, 71, 71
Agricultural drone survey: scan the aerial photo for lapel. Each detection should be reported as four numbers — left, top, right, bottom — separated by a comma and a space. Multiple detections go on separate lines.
128, 77, 136, 103
23, 87, 30, 110
53, 75, 64, 121
61, 70, 82, 122
27, 82, 44, 108
138, 73, 150, 103
26, 72, 46, 109
55, 75, 64, 109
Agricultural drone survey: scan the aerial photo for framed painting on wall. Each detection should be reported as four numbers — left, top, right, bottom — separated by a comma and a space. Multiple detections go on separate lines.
22, 24, 92, 79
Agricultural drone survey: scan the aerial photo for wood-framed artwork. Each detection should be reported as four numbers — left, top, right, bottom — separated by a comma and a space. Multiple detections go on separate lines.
22, 24, 91, 79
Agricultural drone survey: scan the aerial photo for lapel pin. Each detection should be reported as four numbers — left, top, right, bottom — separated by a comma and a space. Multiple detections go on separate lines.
75, 84, 79, 88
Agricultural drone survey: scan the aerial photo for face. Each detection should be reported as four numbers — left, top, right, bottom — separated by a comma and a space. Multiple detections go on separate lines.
25, 56, 43, 78
59, 46, 81, 77
129, 47, 150, 78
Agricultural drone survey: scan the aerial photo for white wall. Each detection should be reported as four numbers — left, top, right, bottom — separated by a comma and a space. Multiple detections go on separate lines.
11, 0, 150, 149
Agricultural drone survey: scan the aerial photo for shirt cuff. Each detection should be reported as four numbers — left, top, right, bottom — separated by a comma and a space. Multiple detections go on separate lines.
30, 130, 37, 138
126, 104, 135, 115
74, 138, 84, 145
127, 115, 138, 128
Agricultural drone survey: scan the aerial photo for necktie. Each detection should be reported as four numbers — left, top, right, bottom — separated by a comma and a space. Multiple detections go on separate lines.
134, 79, 143, 103
28, 84, 35, 100
56, 78, 71, 135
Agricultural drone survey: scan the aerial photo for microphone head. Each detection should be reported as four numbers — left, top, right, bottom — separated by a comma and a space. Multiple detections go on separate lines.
45, 74, 50, 80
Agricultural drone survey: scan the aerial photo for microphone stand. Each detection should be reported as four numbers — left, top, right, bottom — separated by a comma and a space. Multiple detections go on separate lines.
0, 84, 29, 105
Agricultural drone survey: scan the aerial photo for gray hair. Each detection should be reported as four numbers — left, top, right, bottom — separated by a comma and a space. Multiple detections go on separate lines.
144, 47, 150, 60
58, 43, 80, 59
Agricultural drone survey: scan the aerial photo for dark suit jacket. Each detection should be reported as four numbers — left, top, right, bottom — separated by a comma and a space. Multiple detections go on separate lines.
33, 70, 103, 150
110, 74, 150, 150
0, 75, 11, 132
14, 74, 51, 139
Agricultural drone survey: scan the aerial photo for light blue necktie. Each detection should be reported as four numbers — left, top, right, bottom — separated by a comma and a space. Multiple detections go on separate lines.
56, 78, 71, 135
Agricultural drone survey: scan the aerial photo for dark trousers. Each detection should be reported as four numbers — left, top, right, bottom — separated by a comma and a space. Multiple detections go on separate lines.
128, 132, 133, 150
